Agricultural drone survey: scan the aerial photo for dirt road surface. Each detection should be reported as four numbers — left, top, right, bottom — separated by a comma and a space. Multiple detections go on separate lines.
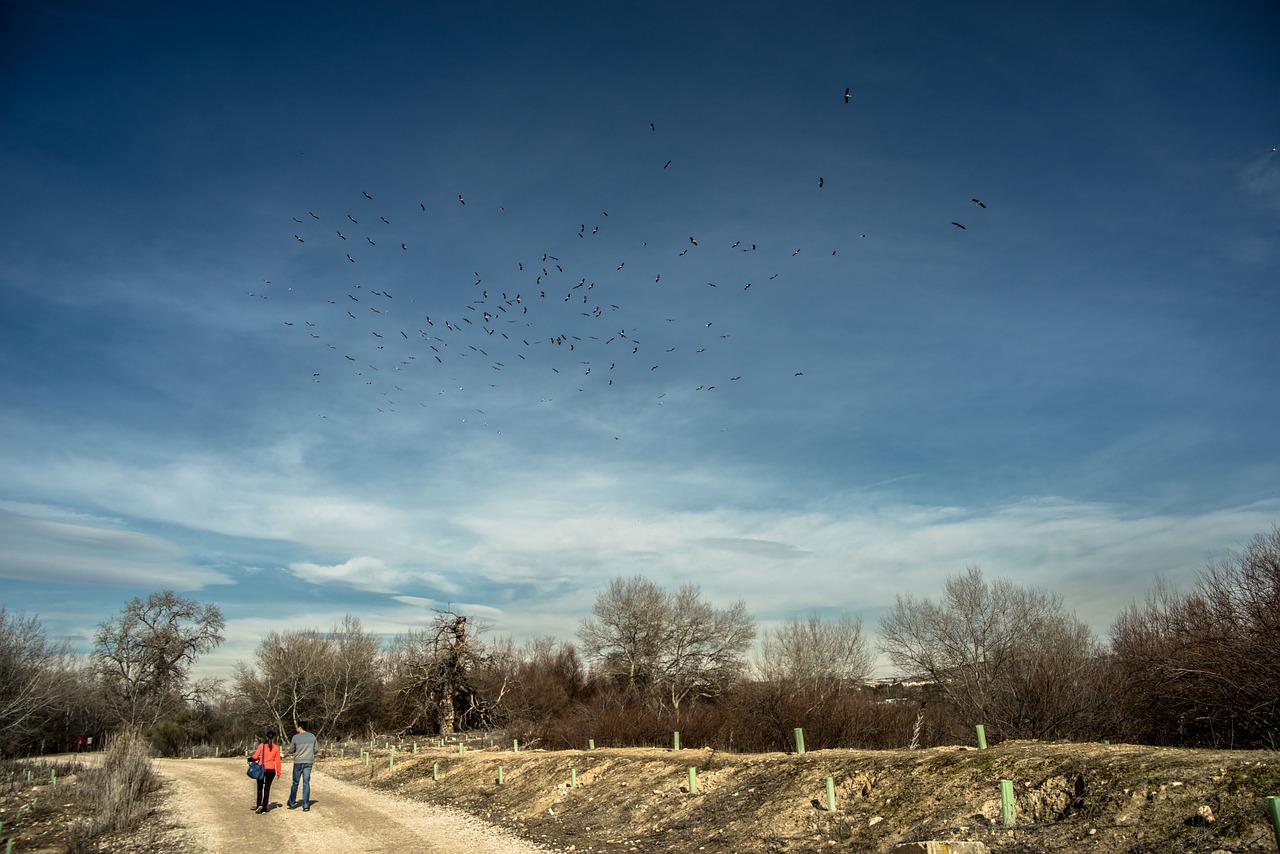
155, 758, 554, 854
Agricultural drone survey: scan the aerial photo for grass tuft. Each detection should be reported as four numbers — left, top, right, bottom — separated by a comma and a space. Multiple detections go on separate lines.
65, 726, 161, 852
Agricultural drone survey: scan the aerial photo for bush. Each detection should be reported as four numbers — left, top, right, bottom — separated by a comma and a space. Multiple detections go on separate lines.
1111, 526, 1280, 748
66, 725, 160, 849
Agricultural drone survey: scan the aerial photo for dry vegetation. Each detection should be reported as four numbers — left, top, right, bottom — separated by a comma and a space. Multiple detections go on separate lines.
324, 738, 1280, 853
0, 729, 193, 854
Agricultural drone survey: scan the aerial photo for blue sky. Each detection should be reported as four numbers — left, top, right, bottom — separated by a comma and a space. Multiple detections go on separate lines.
2, 1, 1277, 678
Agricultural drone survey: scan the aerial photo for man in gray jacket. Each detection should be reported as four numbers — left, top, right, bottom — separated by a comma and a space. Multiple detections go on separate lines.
287, 722, 318, 811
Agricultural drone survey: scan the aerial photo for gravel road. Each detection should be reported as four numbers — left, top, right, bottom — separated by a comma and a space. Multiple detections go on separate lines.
155, 757, 555, 854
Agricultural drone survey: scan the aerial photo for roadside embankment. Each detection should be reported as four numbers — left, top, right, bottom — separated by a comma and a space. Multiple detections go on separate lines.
323, 739, 1280, 853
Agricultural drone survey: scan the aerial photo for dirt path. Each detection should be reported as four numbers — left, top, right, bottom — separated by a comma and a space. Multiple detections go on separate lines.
154, 758, 554, 854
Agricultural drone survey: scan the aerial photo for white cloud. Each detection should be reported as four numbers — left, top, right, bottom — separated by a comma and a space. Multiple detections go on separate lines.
287, 555, 451, 594
3, 438, 1275, 669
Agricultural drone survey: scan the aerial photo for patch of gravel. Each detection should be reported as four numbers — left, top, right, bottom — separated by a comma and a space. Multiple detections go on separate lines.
153, 757, 558, 854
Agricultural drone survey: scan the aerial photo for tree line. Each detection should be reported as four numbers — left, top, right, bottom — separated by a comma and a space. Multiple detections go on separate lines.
1, 525, 1276, 757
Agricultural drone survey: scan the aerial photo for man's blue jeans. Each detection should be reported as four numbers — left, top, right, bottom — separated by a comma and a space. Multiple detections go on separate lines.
288, 763, 312, 807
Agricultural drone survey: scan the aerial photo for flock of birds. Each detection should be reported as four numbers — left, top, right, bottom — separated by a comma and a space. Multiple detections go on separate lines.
261, 91, 987, 435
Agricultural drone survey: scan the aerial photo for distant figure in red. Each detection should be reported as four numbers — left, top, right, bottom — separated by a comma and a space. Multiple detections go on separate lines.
249, 733, 283, 814
75, 735, 86, 752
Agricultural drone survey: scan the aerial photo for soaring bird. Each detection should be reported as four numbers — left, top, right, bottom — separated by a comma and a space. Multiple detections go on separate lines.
362, 191, 372, 199
952, 222, 966, 229
972, 198, 986, 208
458, 195, 465, 205
663, 160, 672, 169
649, 122, 655, 131
844, 87, 851, 103
819, 177, 824, 188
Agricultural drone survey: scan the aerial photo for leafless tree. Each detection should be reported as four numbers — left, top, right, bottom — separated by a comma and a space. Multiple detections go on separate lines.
0, 609, 76, 756
578, 576, 668, 690
498, 637, 586, 743
879, 565, 1106, 740
662, 587, 755, 713
235, 615, 381, 739
383, 610, 501, 735
93, 591, 225, 728
757, 612, 873, 714
578, 576, 755, 718
1111, 526, 1280, 748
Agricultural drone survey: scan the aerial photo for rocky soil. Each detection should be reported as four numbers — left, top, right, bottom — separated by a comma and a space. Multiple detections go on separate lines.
324, 739, 1280, 853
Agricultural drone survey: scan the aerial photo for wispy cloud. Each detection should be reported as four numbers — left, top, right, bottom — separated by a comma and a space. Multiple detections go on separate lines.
0, 510, 233, 589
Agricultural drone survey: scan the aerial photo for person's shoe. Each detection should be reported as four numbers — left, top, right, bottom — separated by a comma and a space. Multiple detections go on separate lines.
303, 806, 310, 812
287, 802, 298, 809
251, 805, 260, 811
256, 807, 265, 814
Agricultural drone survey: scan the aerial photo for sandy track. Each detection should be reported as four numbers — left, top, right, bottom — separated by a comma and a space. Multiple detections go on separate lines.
155, 758, 552, 854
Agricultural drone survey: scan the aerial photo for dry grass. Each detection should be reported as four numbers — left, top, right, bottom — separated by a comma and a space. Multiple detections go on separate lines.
64, 726, 162, 852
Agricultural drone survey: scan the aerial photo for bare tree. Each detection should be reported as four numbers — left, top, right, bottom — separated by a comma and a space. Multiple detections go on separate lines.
0, 609, 76, 756
1111, 526, 1280, 748
662, 588, 755, 713
235, 615, 380, 739
879, 565, 1105, 740
758, 612, 873, 714
384, 610, 499, 735
578, 576, 668, 690
498, 637, 586, 741
578, 576, 755, 717
93, 591, 225, 728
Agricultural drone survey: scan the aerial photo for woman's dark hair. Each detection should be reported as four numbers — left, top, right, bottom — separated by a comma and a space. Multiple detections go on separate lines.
265, 732, 277, 742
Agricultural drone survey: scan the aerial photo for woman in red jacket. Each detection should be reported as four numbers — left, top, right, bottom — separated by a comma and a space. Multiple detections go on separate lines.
250, 733, 284, 813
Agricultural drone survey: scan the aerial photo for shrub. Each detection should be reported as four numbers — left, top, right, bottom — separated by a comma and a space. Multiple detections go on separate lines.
66, 725, 160, 849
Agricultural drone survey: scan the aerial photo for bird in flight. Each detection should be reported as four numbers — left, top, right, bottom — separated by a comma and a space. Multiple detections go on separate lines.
818, 177, 824, 188
952, 222, 966, 229
844, 87, 851, 103
458, 195, 465, 205
972, 198, 986, 208
362, 191, 372, 200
